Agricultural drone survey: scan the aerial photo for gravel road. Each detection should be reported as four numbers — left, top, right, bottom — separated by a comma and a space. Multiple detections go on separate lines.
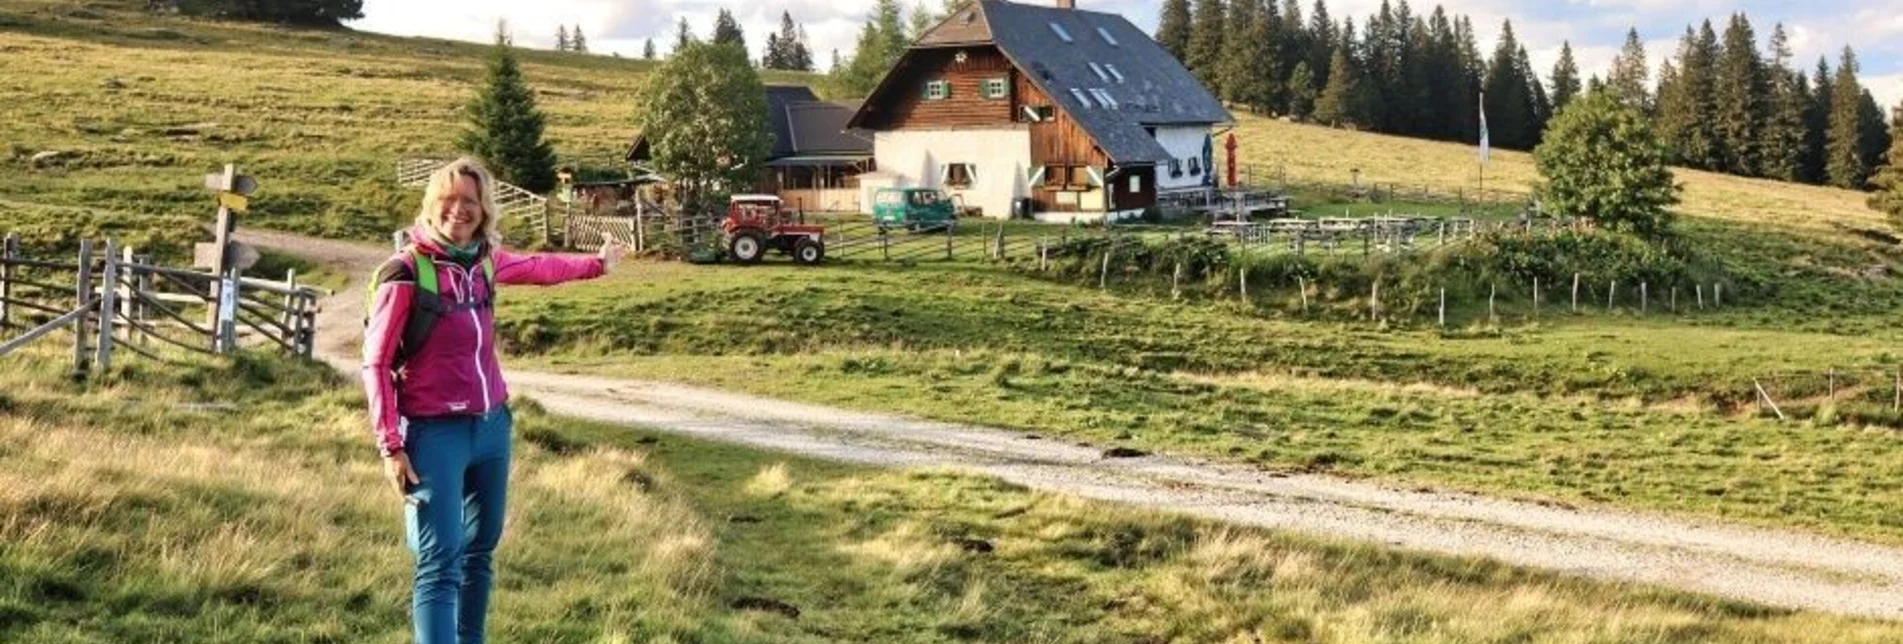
240, 228, 1903, 620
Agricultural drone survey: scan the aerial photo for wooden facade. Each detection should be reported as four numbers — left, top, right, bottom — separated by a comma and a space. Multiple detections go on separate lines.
859, 47, 1017, 130
854, 43, 1163, 215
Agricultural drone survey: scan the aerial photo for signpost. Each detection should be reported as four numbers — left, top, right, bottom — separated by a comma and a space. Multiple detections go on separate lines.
202, 164, 258, 353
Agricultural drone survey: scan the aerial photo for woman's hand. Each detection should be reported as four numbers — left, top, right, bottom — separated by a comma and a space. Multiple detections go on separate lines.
598, 240, 629, 269
384, 452, 421, 502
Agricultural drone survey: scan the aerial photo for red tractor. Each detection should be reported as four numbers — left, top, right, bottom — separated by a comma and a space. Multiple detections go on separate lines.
722, 194, 826, 265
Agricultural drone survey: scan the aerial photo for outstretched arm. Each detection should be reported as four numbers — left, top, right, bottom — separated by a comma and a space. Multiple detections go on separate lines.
492, 246, 612, 286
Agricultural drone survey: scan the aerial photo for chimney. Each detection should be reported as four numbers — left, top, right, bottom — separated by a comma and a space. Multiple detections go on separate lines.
1055, 0, 1075, 8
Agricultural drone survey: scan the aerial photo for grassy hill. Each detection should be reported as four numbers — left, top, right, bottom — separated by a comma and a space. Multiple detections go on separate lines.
6, 348, 1903, 642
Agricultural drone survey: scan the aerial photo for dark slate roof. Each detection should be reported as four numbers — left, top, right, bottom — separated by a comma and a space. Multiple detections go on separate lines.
764, 85, 821, 158
785, 100, 872, 155
918, 0, 1232, 164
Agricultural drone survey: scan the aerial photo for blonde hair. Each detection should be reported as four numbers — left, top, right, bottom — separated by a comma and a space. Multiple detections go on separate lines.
414, 157, 503, 248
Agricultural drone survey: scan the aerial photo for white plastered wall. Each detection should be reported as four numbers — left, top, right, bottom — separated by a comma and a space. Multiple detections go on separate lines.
865, 128, 1033, 219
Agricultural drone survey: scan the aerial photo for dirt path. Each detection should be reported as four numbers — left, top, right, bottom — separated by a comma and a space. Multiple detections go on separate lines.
243, 229, 1903, 620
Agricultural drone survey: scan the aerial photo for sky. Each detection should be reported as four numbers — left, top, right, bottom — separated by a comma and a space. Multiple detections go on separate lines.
349, 0, 1903, 110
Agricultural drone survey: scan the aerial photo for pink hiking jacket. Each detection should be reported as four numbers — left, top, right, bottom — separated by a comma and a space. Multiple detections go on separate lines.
362, 226, 604, 456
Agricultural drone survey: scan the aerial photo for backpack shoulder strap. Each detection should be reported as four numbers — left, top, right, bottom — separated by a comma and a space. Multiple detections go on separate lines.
363, 253, 418, 324
410, 250, 439, 296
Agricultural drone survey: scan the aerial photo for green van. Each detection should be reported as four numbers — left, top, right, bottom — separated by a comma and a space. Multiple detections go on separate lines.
872, 188, 957, 231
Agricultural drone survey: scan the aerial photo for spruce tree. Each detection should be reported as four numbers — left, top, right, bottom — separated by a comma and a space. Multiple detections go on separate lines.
1308, 0, 1335, 90
1714, 13, 1765, 176
1607, 28, 1650, 112
674, 17, 695, 54
458, 27, 558, 194
643, 38, 656, 60
555, 25, 569, 52
1280, 0, 1307, 92
1186, 0, 1228, 96
1287, 61, 1317, 118
1526, 46, 1551, 145
764, 33, 784, 69
1861, 90, 1893, 186
1550, 41, 1581, 116
1452, 16, 1484, 142
792, 26, 814, 71
1313, 43, 1359, 127
571, 26, 586, 53
1424, 8, 1464, 140
1869, 103, 1903, 221
1660, 22, 1721, 170
712, 9, 746, 50
1826, 47, 1869, 189
764, 11, 807, 71
1762, 24, 1808, 182
1807, 58, 1834, 183
1218, 0, 1260, 108
908, 1, 933, 38
1481, 21, 1534, 150
1156, 0, 1193, 61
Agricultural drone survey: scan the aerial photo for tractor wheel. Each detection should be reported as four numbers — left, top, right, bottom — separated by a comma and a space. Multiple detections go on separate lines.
728, 231, 765, 264
792, 237, 825, 265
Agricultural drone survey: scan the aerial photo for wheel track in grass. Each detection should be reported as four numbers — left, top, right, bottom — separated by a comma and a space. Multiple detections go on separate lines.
241, 228, 1903, 620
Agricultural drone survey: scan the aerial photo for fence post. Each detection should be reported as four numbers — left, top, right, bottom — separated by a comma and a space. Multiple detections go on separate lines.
994, 223, 1006, 261
1488, 283, 1496, 325
134, 254, 152, 346
117, 246, 135, 342
1532, 276, 1539, 317
1571, 273, 1580, 313
1697, 284, 1704, 310
1239, 266, 1248, 301
881, 230, 891, 261
0, 233, 15, 330
1100, 245, 1112, 290
1039, 241, 1048, 272
1171, 262, 1182, 301
1607, 281, 1616, 313
94, 239, 119, 374
281, 268, 298, 332
1671, 286, 1678, 313
72, 240, 94, 377
1438, 287, 1446, 327
1641, 282, 1648, 314
1298, 276, 1309, 314
1715, 283, 1722, 308
215, 266, 239, 354
1894, 366, 1900, 413
1827, 369, 1836, 402
945, 221, 954, 260
1370, 277, 1381, 321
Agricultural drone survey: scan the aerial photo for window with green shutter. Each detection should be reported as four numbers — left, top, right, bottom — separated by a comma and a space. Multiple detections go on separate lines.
983, 78, 1008, 100
925, 80, 949, 101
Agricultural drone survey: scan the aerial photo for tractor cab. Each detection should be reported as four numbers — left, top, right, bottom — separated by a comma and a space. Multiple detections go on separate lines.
721, 194, 827, 265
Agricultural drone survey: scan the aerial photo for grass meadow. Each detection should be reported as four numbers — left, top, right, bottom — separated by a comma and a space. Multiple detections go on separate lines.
4, 348, 1903, 642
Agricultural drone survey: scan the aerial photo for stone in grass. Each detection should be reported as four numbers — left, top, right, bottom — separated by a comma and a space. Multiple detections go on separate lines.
1101, 446, 1149, 459
730, 596, 801, 619
953, 537, 995, 553
30, 150, 75, 167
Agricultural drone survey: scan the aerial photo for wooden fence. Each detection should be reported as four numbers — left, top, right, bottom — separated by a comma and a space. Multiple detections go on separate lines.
0, 234, 326, 375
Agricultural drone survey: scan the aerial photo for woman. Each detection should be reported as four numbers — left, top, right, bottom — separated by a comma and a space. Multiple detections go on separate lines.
362, 158, 625, 643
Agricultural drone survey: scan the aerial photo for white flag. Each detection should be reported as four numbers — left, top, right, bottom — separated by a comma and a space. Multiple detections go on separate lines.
1478, 91, 1490, 164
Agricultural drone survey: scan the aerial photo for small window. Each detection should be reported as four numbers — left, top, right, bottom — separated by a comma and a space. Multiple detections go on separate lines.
1049, 22, 1073, 43
983, 78, 1008, 100
1097, 27, 1120, 46
1090, 88, 1117, 109
1088, 62, 1109, 82
1068, 87, 1093, 108
1129, 174, 1142, 194
925, 80, 950, 100
1188, 157, 1202, 176
1169, 159, 1183, 178
1069, 166, 1091, 187
1044, 165, 1065, 188
1104, 64, 1125, 83
944, 163, 976, 189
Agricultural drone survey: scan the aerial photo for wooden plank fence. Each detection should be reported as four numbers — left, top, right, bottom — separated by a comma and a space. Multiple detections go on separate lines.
0, 233, 326, 376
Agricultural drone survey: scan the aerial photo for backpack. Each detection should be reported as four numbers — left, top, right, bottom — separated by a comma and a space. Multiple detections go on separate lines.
364, 247, 496, 368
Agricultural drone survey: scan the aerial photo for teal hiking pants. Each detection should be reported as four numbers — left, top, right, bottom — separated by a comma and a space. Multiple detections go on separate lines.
402, 406, 512, 644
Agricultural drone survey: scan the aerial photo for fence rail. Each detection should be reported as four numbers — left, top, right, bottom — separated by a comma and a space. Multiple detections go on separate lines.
0, 233, 326, 375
